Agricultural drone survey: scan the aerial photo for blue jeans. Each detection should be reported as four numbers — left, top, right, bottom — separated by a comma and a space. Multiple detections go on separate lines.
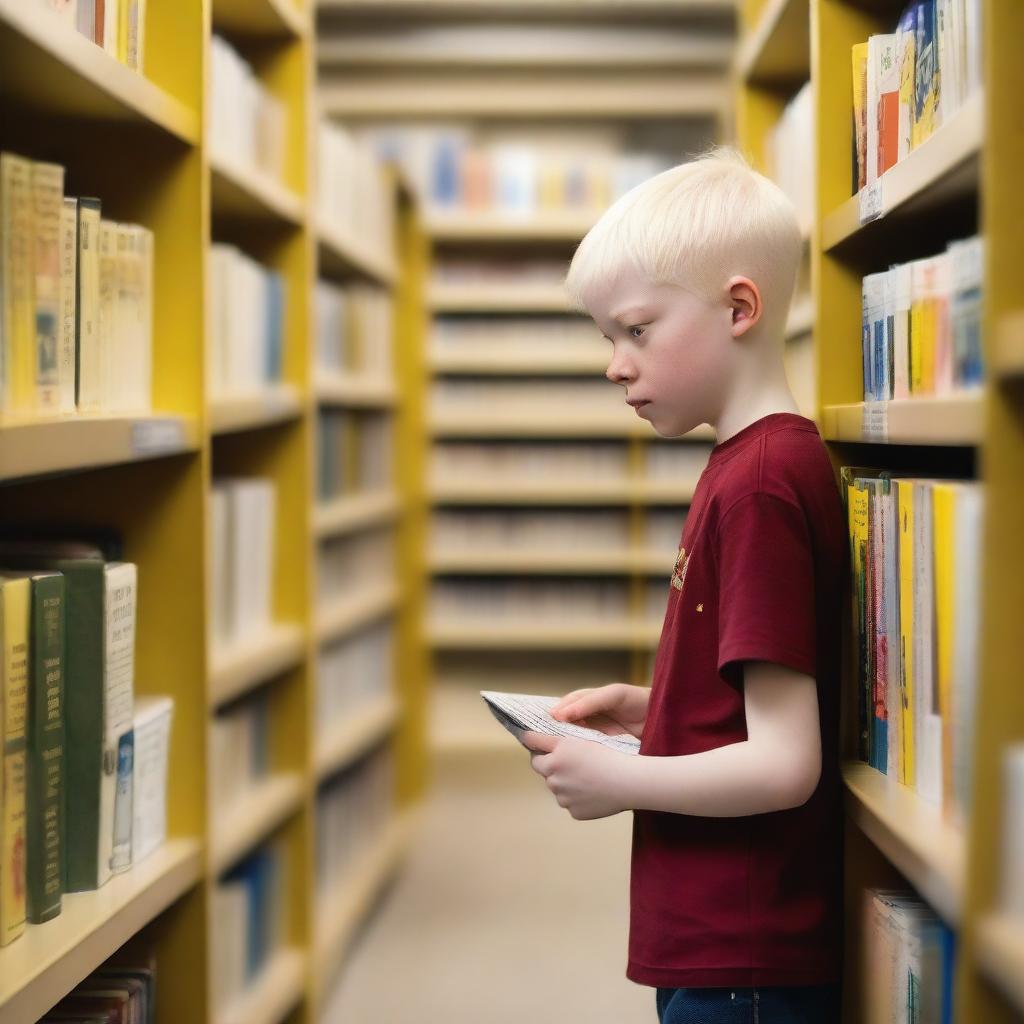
655, 985, 841, 1024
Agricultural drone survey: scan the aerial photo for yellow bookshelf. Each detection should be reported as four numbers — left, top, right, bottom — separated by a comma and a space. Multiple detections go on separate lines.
811, 1, 1024, 1021
0, 1, 427, 1021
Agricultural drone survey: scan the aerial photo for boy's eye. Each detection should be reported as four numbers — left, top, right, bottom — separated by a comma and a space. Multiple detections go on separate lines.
629, 325, 646, 339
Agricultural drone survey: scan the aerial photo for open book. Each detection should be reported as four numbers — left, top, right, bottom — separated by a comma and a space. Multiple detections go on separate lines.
480, 691, 641, 755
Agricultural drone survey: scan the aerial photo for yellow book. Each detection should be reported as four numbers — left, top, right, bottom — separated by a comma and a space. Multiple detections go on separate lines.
1, 153, 37, 418
851, 43, 870, 190
0, 576, 30, 946
848, 482, 871, 763
932, 483, 956, 819
919, 257, 938, 394
895, 479, 916, 787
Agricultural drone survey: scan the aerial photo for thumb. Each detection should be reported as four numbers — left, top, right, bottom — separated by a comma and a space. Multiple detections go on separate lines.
521, 730, 558, 754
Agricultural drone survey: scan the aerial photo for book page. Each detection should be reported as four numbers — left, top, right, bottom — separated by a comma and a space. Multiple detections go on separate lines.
480, 691, 640, 755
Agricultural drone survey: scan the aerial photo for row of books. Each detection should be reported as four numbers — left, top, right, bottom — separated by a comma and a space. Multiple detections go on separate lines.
435, 649, 630, 696
863, 888, 955, 1023
1, 153, 153, 420
861, 236, 983, 402
42, 0, 146, 72
314, 280, 393, 379
210, 478, 276, 657
433, 316, 601, 352
318, 623, 393, 733
433, 258, 571, 288
1002, 744, 1024, 919
210, 691, 270, 818
851, 1, 982, 192
318, 530, 394, 604
315, 744, 394, 901
366, 127, 672, 217
766, 82, 813, 234
210, 35, 286, 184
844, 471, 982, 823
0, 540, 171, 948
37, 954, 158, 1023
432, 378, 623, 410
431, 441, 708, 485
317, 122, 395, 265
212, 841, 287, 1014
317, 410, 393, 502
208, 245, 286, 401
431, 580, 637, 623
431, 509, 686, 557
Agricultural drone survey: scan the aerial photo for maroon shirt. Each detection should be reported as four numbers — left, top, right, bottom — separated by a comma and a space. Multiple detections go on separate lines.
627, 413, 848, 988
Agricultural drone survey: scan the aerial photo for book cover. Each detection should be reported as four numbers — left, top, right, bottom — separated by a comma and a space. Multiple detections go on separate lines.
76, 0, 95, 41
96, 220, 118, 413
913, 1, 939, 147
110, 727, 133, 873
14, 571, 65, 924
913, 481, 941, 805
931, 251, 954, 395
876, 34, 901, 177
852, 43, 870, 191
867, 478, 891, 773
931, 483, 955, 820
0, 576, 29, 945
949, 235, 983, 387
31, 161, 65, 415
76, 198, 102, 410
894, 479, 916, 786
881, 485, 902, 780
1, 152, 37, 418
58, 197, 78, 414
866, 35, 896, 186
846, 480, 871, 763
896, 8, 917, 160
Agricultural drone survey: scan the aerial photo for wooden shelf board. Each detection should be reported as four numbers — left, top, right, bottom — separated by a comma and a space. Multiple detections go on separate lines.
0, 839, 202, 1024
430, 548, 673, 574
216, 946, 307, 1024
315, 694, 401, 781
0, 414, 200, 483
315, 374, 398, 408
975, 913, 1024, 1015
842, 762, 964, 926
822, 92, 984, 254
425, 210, 596, 243
0, 0, 199, 144
314, 491, 401, 539
735, 0, 809, 87
428, 283, 574, 313
210, 774, 305, 877
316, 583, 400, 646
210, 149, 305, 226
429, 348, 607, 375
431, 478, 698, 506
209, 622, 306, 708
821, 394, 984, 446
428, 619, 662, 649
209, 385, 304, 436
430, 409, 715, 439
317, 219, 398, 286
317, 0, 735, 15
213, 0, 309, 38
313, 809, 417, 998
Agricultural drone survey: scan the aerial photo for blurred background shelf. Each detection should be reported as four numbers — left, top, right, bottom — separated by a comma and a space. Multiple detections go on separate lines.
734, 0, 809, 86
210, 149, 305, 226
215, 946, 307, 1024
428, 283, 573, 313
317, 583, 401, 645
430, 548, 673, 575
974, 914, 1024, 1015
212, 0, 309, 38
314, 491, 401, 539
316, 694, 401, 781
318, 220, 398, 286
208, 622, 306, 709
209, 386, 304, 436
428, 619, 662, 650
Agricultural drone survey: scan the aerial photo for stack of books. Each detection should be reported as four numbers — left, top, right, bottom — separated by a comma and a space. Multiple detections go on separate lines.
210, 692, 270, 816
318, 529, 394, 604
851, 1, 983, 192
860, 236, 983, 402
210, 36, 286, 183
1, 153, 153, 421
318, 623, 394, 734
208, 245, 286, 400
317, 412, 393, 502
843, 470, 983, 822
0, 538, 172, 947
42, 0, 147, 71
36, 954, 158, 1021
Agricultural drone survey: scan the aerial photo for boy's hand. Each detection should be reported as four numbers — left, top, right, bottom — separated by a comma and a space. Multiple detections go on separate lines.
521, 731, 632, 820
549, 683, 650, 740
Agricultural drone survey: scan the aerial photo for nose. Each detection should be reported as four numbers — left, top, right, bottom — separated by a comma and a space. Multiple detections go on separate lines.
605, 346, 636, 386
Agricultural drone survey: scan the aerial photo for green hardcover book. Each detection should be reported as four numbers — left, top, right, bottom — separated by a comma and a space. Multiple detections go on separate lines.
5, 571, 66, 923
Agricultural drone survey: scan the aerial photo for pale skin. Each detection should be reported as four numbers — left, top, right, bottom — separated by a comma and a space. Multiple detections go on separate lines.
522, 265, 822, 821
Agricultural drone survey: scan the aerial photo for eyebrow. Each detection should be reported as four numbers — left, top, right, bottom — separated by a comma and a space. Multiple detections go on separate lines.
609, 305, 652, 322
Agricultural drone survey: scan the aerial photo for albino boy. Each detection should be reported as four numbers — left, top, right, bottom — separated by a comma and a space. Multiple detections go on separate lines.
522, 149, 847, 1024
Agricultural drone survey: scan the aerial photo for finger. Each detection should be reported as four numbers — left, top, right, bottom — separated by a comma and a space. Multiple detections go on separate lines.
551, 688, 595, 715
521, 730, 558, 754
557, 688, 619, 722
530, 753, 551, 777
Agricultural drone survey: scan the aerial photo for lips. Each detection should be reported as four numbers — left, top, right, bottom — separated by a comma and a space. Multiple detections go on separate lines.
626, 399, 650, 409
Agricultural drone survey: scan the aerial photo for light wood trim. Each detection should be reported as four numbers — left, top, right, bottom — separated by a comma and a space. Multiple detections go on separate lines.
430, 547, 673, 574
427, 619, 663, 649
428, 283, 573, 313
208, 622, 306, 708
210, 148, 305, 226
314, 491, 401, 539
208, 386, 304, 436
821, 394, 984, 446
314, 374, 398, 408
317, 219, 398, 286
315, 695, 401, 781
316, 582, 400, 646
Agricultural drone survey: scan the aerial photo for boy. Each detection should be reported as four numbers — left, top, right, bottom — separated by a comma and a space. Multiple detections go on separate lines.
521, 149, 848, 1024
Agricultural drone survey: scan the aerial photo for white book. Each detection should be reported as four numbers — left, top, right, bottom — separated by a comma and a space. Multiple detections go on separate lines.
131, 695, 172, 864
31, 162, 64, 415
93, 220, 118, 412
58, 197, 78, 413
882, 488, 901, 781
1001, 744, 1024, 916
892, 262, 912, 400
76, 199, 102, 411
912, 483, 940, 804
103, 0, 119, 56
964, 0, 982, 96
210, 485, 231, 651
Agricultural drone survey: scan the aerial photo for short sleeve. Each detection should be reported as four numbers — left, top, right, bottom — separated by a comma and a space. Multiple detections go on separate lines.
715, 491, 817, 687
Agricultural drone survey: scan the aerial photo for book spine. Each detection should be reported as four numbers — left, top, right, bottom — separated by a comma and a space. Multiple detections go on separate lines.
94, 0, 105, 46
849, 483, 871, 763
913, 2, 939, 148
32, 162, 65, 416
896, 480, 916, 787
58, 198, 78, 414
1, 153, 37, 418
76, 0, 95, 41
852, 43, 869, 191
110, 727, 133, 872
26, 574, 64, 923
96, 219, 118, 413
932, 484, 956, 821
76, 199, 102, 411
0, 579, 30, 945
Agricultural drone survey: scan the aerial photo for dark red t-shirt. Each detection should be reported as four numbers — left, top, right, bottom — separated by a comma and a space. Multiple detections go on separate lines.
627, 412, 848, 989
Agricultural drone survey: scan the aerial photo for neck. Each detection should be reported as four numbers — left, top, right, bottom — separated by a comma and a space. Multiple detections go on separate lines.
713, 341, 801, 444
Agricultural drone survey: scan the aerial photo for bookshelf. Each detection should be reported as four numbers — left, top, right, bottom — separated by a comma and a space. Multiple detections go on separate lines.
0, 2, 427, 1022
808, 1, 1024, 1021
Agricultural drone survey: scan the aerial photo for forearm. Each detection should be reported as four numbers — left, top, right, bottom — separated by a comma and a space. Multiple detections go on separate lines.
618, 737, 819, 817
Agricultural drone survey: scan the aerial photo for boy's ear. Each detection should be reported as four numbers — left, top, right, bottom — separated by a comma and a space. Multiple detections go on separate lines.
728, 276, 762, 337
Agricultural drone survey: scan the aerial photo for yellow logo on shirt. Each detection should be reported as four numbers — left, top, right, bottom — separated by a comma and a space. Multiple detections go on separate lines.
671, 546, 689, 591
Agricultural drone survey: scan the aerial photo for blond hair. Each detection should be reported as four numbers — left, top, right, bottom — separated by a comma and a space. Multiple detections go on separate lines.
564, 147, 802, 329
